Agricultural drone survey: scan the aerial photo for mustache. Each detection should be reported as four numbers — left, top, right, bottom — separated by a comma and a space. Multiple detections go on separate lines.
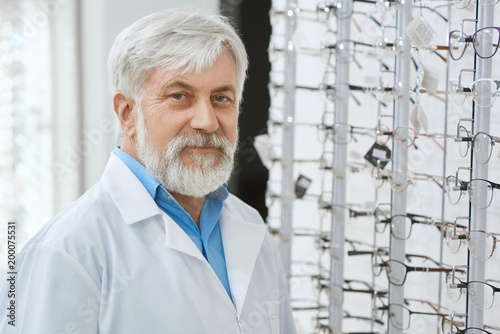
168, 132, 234, 155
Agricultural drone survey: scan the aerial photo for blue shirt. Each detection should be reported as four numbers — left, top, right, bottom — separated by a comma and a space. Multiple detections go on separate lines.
113, 147, 232, 299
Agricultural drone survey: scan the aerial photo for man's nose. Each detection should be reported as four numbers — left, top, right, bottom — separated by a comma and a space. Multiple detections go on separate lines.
190, 99, 219, 133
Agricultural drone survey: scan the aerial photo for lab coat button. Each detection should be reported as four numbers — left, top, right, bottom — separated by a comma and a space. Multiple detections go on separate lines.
166, 194, 172, 201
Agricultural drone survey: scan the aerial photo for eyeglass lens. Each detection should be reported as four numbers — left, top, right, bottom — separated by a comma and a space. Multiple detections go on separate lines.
445, 227, 496, 260
385, 260, 407, 286
468, 281, 497, 309
467, 230, 495, 261
468, 179, 494, 209
391, 215, 412, 240
449, 30, 468, 60
471, 79, 499, 107
457, 126, 471, 157
332, 123, 351, 144
446, 176, 463, 205
394, 127, 416, 149
388, 304, 411, 330
473, 27, 500, 59
451, 80, 470, 105
473, 133, 495, 164
445, 225, 464, 254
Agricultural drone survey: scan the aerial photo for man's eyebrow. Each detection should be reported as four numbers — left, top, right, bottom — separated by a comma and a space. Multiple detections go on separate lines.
212, 85, 236, 95
161, 80, 194, 92
160, 81, 236, 96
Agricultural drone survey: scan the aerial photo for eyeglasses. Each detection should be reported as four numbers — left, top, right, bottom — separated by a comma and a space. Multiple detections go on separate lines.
372, 257, 458, 286
378, 303, 448, 330
446, 275, 500, 309
452, 0, 500, 9
374, 211, 452, 240
449, 27, 500, 60
450, 78, 500, 107
441, 317, 498, 334
371, 168, 444, 192
317, 122, 374, 144
376, 125, 453, 149
444, 225, 500, 261
445, 176, 500, 209
455, 125, 500, 164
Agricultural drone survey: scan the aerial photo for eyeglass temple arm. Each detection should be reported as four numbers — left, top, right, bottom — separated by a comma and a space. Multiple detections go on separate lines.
410, 310, 449, 318
407, 266, 466, 274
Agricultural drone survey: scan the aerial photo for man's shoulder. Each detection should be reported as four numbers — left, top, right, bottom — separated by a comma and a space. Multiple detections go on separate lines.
22, 181, 121, 253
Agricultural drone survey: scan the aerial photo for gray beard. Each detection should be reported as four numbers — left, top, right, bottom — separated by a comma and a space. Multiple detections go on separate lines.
136, 110, 237, 197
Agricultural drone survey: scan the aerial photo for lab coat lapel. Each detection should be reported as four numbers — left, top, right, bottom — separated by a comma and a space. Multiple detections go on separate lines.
219, 208, 267, 316
162, 213, 207, 263
104, 154, 206, 262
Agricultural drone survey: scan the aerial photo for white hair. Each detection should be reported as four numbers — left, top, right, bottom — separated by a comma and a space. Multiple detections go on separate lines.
108, 7, 248, 105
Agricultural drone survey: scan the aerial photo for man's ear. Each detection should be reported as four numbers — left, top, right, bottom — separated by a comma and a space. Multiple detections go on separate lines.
113, 92, 137, 139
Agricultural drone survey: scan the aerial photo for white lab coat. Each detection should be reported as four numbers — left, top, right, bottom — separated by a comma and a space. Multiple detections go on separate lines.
0, 154, 296, 334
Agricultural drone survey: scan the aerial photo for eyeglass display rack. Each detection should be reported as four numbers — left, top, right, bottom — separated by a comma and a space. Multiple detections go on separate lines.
265, 0, 499, 333
469, 3, 493, 330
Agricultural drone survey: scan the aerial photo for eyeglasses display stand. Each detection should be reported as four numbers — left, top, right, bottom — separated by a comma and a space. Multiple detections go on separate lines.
468, 3, 493, 331
266, 0, 499, 333
329, 0, 351, 331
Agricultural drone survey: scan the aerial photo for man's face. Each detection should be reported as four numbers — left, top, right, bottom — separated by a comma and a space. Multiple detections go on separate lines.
135, 50, 239, 197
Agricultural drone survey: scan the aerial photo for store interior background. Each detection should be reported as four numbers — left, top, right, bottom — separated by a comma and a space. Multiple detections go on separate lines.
1, 0, 499, 333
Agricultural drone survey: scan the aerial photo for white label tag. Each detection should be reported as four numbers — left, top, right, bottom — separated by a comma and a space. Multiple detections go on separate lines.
373, 148, 388, 159
405, 16, 436, 48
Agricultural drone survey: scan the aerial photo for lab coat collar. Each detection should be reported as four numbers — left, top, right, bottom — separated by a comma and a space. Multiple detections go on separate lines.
103, 153, 268, 314
219, 203, 267, 316
102, 153, 163, 225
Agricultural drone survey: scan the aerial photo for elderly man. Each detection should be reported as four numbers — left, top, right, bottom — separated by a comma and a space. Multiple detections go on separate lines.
0, 8, 296, 334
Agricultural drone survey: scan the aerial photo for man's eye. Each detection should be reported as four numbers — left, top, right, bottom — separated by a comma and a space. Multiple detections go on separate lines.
214, 96, 228, 102
171, 93, 185, 100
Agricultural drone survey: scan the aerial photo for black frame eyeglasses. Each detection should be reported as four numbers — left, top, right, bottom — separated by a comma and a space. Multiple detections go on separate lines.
377, 303, 448, 330
372, 257, 459, 286
374, 210, 452, 240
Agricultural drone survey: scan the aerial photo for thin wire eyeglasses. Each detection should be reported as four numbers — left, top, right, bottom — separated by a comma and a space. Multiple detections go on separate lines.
455, 120, 500, 164
449, 27, 500, 60
451, 78, 500, 108
450, 0, 500, 10
376, 125, 453, 149
445, 175, 500, 209
371, 168, 444, 192
446, 274, 500, 309
445, 225, 500, 261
